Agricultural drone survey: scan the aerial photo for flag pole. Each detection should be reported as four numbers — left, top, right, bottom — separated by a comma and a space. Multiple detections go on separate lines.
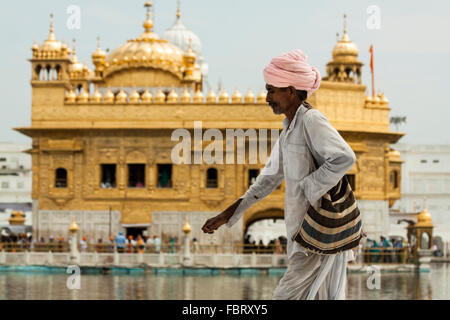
370, 45, 375, 97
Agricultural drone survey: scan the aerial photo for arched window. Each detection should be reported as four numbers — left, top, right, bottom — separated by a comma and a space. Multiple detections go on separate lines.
35, 65, 42, 80
390, 171, 399, 189
55, 65, 62, 80
45, 65, 51, 81
206, 168, 218, 188
55, 168, 67, 188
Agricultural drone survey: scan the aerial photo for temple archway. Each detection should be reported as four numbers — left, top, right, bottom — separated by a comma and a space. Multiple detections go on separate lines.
243, 208, 284, 235
243, 208, 285, 254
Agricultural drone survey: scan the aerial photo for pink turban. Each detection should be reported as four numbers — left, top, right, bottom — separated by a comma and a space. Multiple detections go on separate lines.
263, 49, 321, 98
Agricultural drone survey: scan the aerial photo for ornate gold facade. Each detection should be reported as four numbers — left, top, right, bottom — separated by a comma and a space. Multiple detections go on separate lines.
17, 5, 403, 243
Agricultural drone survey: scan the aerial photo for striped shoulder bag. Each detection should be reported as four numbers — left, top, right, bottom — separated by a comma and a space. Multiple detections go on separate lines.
293, 105, 364, 255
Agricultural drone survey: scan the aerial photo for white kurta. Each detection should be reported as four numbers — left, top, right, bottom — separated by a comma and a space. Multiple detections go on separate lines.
226, 103, 357, 300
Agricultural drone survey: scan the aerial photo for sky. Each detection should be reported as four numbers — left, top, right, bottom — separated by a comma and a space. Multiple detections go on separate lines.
1, 0, 449, 145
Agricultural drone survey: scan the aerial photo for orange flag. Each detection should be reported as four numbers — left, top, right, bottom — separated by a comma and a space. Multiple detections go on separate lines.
369, 45, 375, 97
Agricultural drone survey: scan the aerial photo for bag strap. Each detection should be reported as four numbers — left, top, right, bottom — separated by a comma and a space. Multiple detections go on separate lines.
301, 103, 318, 170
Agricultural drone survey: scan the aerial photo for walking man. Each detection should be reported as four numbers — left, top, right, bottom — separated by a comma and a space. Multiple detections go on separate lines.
202, 49, 357, 300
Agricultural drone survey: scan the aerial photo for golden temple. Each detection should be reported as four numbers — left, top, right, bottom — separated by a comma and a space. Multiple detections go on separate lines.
16, 3, 404, 246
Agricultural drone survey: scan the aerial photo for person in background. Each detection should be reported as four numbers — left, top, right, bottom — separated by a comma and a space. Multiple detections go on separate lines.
370, 239, 381, 263
380, 236, 392, 263
107, 236, 115, 253
115, 231, 126, 253
153, 235, 161, 254
127, 235, 134, 253
275, 238, 283, 255
57, 236, 64, 252
192, 237, 200, 254
136, 235, 145, 254
80, 237, 88, 253
96, 238, 104, 253
169, 237, 176, 254
146, 235, 154, 253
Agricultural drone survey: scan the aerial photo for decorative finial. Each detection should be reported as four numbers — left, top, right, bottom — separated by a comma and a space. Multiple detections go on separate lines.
413, 201, 417, 212
97, 36, 101, 49
145, 1, 152, 19
69, 216, 79, 233
336, 32, 339, 42
424, 196, 427, 210
143, 2, 154, 32
182, 215, 192, 234
72, 38, 77, 56
47, 13, 56, 41
177, 0, 181, 19
343, 14, 347, 34
50, 13, 54, 33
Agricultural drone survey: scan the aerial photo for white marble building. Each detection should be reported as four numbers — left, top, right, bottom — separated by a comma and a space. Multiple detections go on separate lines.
0, 142, 32, 228
389, 143, 450, 242
246, 219, 286, 246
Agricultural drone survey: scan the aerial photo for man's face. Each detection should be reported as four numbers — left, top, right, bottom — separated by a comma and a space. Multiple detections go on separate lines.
265, 84, 293, 115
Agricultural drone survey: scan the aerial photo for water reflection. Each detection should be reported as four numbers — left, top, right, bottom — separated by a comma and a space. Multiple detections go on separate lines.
0, 264, 448, 300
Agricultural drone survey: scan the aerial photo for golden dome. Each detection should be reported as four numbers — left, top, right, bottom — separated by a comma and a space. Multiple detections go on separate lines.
372, 95, 380, 104
218, 90, 229, 104
206, 89, 216, 103
332, 15, 358, 61
417, 208, 433, 227
332, 32, 358, 58
365, 95, 373, 103
193, 89, 203, 103
257, 89, 267, 104
76, 90, 89, 103
244, 89, 255, 104
31, 40, 39, 52
92, 37, 106, 62
129, 88, 140, 103
182, 215, 192, 234
104, 88, 115, 103
154, 89, 166, 103
104, 3, 185, 80
141, 90, 153, 103
180, 87, 191, 103
416, 197, 433, 227
40, 14, 63, 53
379, 92, 389, 104
9, 211, 25, 225
69, 40, 91, 78
90, 87, 102, 103
167, 88, 179, 103
231, 88, 242, 104
116, 89, 128, 103
65, 88, 76, 103
69, 216, 79, 233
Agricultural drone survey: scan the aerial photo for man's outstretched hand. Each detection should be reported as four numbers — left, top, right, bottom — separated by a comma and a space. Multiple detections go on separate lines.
201, 198, 243, 234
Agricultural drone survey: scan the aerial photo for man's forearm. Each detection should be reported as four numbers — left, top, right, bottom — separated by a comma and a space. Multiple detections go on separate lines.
220, 198, 243, 222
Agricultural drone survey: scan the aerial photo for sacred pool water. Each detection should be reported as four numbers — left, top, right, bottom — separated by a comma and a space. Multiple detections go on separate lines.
0, 264, 448, 300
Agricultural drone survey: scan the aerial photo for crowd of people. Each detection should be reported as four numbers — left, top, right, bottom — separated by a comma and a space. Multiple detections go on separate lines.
361, 236, 410, 263
243, 235, 287, 254
0, 231, 446, 259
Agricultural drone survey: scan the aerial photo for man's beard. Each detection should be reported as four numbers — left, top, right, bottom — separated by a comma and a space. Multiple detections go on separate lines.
269, 102, 281, 114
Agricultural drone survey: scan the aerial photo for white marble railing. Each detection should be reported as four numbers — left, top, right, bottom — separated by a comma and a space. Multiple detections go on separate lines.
0, 251, 288, 268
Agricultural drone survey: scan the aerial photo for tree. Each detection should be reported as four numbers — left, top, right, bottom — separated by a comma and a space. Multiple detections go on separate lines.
390, 116, 407, 131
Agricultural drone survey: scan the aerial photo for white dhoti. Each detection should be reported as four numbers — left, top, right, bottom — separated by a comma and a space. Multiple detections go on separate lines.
272, 250, 354, 300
